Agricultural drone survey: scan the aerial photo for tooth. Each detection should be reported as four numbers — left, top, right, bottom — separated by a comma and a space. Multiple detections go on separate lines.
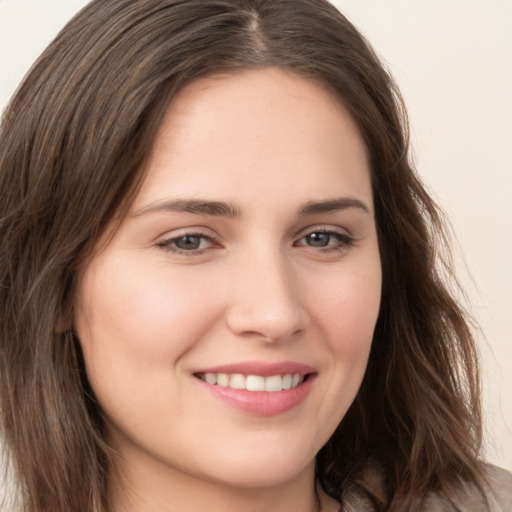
265, 375, 283, 392
229, 374, 246, 389
246, 375, 265, 391
202, 372, 306, 391
217, 373, 229, 387
205, 373, 217, 385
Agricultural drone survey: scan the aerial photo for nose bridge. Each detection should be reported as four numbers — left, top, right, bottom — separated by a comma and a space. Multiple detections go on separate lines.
226, 244, 306, 342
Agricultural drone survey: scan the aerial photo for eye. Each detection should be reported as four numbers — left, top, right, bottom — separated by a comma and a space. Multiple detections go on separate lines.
295, 229, 355, 251
304, 232, 332, 247
156, 232, 217, 254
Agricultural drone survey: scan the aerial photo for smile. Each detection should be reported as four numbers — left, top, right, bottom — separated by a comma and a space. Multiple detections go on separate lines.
193, 363, 317, 416
195, 372, 305, 392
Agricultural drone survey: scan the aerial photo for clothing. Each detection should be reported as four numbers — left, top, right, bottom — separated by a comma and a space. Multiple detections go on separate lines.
341, 464, 512, 511
422, 465, 512, 512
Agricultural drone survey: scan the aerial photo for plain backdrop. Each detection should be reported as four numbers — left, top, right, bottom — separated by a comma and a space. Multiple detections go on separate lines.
0, 0, 511, 471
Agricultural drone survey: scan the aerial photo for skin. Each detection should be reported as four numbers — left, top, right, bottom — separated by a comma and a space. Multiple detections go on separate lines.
75, 68, 382, 512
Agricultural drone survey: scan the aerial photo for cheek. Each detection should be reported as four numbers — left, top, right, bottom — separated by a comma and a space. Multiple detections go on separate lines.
292, 260, 381, 440
310, 258, 381, 395
74, 257, 222, 433
73, 255, 227, 419
76, 256, 219, 362
309, 260, 381, 349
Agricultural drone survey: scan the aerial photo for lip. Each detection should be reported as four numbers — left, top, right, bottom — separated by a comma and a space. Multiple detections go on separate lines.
193, 361, 316, 377
192, 361, 317, 416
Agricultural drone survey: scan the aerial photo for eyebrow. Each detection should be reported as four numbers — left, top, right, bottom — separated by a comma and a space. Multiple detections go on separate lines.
298, 197, 370, 216
132, 199, 242, 217
132, 196, 370, 218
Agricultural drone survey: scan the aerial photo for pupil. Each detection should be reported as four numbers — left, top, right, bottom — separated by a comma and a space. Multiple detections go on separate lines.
307, 232, 329, 247
176, 235, 201, 250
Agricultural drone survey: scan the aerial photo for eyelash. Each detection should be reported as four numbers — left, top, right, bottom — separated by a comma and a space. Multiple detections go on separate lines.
156, 232, 219, 255
156, 228, 355, 255
294, 229, 355, 253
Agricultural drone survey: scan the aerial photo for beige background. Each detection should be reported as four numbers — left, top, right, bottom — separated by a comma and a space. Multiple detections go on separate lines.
1, 0, 511, 470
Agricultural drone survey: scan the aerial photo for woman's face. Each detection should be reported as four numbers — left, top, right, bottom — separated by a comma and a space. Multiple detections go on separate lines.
75, 68, 381, 491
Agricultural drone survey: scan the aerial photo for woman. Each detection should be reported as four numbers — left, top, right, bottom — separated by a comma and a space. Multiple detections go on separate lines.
0, 0, 510, 511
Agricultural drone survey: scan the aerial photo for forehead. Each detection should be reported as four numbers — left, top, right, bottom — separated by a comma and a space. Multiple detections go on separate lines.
134, 67, 372, 213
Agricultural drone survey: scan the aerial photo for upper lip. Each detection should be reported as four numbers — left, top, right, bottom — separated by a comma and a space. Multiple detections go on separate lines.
193, 361, 316, 377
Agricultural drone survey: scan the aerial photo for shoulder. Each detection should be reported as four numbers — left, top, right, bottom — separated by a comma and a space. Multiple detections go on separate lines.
422, 464, 512, 512
338, 463, 512, 512
482, 464, 512, 512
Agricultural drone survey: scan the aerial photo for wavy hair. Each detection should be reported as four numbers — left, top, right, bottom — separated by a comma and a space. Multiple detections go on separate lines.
0, 1, 484, 510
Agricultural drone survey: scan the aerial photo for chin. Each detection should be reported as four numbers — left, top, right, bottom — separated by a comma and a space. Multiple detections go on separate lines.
189, 434, 318, 489
206, 458, 314, 489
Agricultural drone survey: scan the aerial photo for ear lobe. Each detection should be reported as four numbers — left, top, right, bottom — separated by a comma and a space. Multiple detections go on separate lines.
55, 313, 72, 334
55, 297, 74, 334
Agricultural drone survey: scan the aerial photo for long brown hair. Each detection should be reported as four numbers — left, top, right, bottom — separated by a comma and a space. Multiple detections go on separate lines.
0, 1, 484, 510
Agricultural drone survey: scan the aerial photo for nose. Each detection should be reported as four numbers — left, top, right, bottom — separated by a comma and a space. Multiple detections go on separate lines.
225, 248, 309, 343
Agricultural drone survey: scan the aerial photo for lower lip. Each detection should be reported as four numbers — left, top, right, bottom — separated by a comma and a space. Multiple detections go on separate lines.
195, 375, 316, 416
